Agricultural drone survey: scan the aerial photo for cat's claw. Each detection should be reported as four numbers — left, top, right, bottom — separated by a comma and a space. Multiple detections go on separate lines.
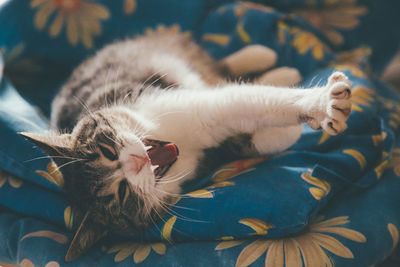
307, 72, 352, 135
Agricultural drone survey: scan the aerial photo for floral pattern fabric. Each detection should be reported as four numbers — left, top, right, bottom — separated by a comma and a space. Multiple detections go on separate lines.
1, 0, 400, 266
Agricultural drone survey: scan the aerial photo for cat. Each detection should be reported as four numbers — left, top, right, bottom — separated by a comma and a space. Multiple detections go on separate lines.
20, 31, 352, 261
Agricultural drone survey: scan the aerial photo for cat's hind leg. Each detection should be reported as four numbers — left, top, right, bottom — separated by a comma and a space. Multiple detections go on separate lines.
251, 125, 302, 155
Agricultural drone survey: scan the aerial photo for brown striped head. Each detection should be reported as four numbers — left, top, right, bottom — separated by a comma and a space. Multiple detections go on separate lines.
19, 107, 180, 261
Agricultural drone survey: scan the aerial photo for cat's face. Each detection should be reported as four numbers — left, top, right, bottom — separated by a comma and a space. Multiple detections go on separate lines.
20, 107, 180, 261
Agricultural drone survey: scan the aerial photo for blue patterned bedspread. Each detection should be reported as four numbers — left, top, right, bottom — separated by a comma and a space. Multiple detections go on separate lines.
1, 0, 400, 266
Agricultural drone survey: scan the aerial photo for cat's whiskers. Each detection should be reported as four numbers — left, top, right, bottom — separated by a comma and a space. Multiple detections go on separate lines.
138, 189, 170, 232
143, 202, 162, 234
103, 132, 123, 148
73, 96, 96, 120
150, 110, 187, 123
137, 132, 150, 142
153, 174, 188, 195
119, 71, 165, 107
101, 65, 121, 109
148, 203, 169, 233
105, 65, 118, 97
128, 122, 151, 142
24, 155, 85, 163
139, 71, 163, 92
113, 67, 123, 106
162, 82, 179, 91
160, 201, 198, 212
121, 91, 133, 104
144, 71, 162, 84
154, 195, 210, 224
135, 71, 162, 96
103, 64, 113, 88
143, 73, 168, 92
131, 123, 148, 139
150, 193, 198, 212
156, 169, 192, 184
152, 187, 189, 198
51, 158, 87, 174
147, 194, 183, 225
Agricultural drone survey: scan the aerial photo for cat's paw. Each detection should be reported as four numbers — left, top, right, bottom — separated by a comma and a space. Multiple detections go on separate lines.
307, 72, 352, 135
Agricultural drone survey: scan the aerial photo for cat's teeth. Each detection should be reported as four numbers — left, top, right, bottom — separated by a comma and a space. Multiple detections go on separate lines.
150, 165, 159, 172
144, 146, 152, 151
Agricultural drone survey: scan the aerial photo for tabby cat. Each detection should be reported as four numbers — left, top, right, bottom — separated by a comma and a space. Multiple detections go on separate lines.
20, 31, 352, 261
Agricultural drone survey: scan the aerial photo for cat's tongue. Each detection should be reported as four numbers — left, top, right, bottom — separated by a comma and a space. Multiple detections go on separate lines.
147, 143, 179, 167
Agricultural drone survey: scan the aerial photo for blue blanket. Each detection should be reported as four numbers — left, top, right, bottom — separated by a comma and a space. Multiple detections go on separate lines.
1, 0, 400, 266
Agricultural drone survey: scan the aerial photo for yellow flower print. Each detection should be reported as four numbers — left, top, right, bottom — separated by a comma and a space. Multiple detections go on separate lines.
277, 20, 290, 44
388, 148, 400, 177
239, 218, 273, 236
241, 2, 274, 13
237, 22, 251, 44
21, 230, 68, 244
301, 172, 331, 200
388, 223, 399, 252
185, 189, 214, 198
108, 242, 167, 263
342, 149, 367, 170
294, 2, 368, 45
332, 63, 367, 78
290, 27, 327, 60
161, 216, 177, 243
124, 0, 136, 15
234, 6, 247, 18
318, 131, 331, 145
219, 236, 235, 241
337, 47, 372, 66
350, 85, 375, 112
377, 96, 400, 112
202, 34, 231, 46
64, 206, 74, 230
0, 43, 25, 63
185, 181, 235, 199
212, 156, 269, 182
0, 170, 23, 188
36, 161, 64, 187
30, 0, 110, 49
388, 112, 400, 129
216, 215, 366, 267
352, 86, 374, 105
216, 239, 246, 250
372, 132, 387, 147
234, 2, 275, 18
207, 181, 235, 189
374, 160, 388, 179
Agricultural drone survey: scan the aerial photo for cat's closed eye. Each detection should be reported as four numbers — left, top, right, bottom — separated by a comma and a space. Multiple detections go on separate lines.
99, 143, 118, 161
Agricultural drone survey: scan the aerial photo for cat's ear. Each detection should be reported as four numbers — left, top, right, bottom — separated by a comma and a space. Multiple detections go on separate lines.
65, 211, 108, 262
18, 132, 73, 166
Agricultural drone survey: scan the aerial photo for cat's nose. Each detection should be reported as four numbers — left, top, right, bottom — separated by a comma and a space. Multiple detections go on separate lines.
129, 154, 150, 174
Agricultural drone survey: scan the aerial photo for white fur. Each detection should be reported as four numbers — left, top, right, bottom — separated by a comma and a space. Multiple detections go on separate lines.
112, 72, 352, 198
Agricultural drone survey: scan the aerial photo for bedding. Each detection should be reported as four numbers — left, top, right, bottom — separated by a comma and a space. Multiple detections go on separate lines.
1, 0, 400, 266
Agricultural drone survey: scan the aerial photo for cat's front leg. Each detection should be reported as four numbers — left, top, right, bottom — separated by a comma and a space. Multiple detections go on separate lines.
205, 71, 352, 137
300, 72, 352, 135
249, 72, 352, 155
135, 72, 351, 149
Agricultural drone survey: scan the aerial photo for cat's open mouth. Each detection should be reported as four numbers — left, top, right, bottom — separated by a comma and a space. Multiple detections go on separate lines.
143, 139, 179, 180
